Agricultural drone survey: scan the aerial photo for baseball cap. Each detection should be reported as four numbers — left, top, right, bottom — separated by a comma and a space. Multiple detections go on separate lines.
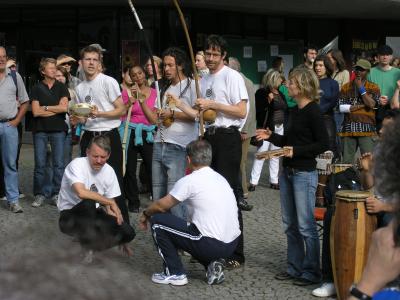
377, 45, 393, 55
355, 59, 371, 70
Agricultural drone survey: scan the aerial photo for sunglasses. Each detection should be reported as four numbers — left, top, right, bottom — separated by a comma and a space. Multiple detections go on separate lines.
61, 62, 73, 66
354, 66, 366, 72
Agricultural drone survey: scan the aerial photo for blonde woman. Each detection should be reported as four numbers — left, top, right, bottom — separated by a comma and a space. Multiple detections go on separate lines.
195, 51, 209, 78
256, 67, 329, 286
249, 70, 286, 191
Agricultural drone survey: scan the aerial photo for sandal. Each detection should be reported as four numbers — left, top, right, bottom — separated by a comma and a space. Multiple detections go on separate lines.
225, 259, 242, 270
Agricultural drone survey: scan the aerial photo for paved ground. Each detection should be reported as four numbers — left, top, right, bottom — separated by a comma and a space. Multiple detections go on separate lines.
0, 144, 334, 300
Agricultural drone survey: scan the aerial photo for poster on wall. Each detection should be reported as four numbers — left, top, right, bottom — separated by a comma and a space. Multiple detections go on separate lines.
386, 37, 400, 57
121, 40, 140, 69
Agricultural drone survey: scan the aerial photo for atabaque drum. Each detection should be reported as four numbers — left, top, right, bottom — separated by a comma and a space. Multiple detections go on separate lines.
330, 190, 377, 300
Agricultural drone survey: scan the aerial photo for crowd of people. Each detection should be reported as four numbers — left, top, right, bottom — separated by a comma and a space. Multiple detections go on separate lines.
0, 35, 400, 298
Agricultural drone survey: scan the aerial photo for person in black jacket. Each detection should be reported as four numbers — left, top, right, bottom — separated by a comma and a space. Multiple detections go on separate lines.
256, 67, 329, 286
249, 70, 287, 190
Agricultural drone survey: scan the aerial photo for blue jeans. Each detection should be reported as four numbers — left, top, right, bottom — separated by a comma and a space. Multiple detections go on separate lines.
0, 123, 19, 203
279, 167, 321, 282
33, 132, 65, 198
152, 142, 187, 219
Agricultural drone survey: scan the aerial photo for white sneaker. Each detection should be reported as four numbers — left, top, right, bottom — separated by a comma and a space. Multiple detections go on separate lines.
0, 196, 6, 201
19, 193, 26, 199
151, 272, 188, 286
32, 195, 46, 207
312, 282, 336, 297
206, 260, 225, 285
9, 202, 23, 213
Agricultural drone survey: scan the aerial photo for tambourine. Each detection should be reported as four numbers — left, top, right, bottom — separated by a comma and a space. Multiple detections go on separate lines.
70, 103, 94, 117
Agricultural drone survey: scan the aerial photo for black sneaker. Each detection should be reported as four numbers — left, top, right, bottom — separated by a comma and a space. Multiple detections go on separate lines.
248, 184, 256, 192
274, 271, 295, 281
238, 199, 253, 211
293, 277, 319, 286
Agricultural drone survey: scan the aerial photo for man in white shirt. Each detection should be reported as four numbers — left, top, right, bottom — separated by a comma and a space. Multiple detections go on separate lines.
195, 35, 248, 269
139, 140, 240, 286
73, 45, 129, 223
140, 47, 197, 219
58, 135, 135, 252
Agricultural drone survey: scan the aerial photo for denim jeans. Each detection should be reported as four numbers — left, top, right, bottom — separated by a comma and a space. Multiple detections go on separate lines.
279, 167, 321, 282
152, 142, 187, 219
0, 123, 19, 203
33, 131, 65, 198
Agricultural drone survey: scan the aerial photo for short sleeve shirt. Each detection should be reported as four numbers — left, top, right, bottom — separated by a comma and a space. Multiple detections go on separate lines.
200, 66, 248, 128
0, 69, 29, 119
57, 157, 121, 211
75, 73, 122, 131
30, 80, 69, 132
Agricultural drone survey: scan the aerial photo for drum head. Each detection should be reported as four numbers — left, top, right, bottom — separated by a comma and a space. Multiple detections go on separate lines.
336, 190, 371, 202
72, 103, 92, 116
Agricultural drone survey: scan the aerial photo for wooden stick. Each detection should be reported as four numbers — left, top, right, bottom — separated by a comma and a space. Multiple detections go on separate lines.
172, 0, 204, 138
122, 89, 134, 176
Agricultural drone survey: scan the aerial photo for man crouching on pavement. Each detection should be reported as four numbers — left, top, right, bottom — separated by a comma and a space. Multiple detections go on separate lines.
139, 139, 240, 286
57, 135, 135, 259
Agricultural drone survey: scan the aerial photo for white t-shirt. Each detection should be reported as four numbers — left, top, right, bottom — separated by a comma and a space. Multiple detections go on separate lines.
57, 157, 121, 211
75, 73, 122, 131
169, 166, 240, 243
154, 78, 198, 147
200, 66, 248, 128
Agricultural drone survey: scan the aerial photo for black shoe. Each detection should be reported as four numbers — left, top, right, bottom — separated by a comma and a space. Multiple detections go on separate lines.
225, 259, 242, 270
274, 271, 295, 281
292, 277, 319, 286
248, 184, 256, 192
238, 199, 253, 211
270, 183, 280, 190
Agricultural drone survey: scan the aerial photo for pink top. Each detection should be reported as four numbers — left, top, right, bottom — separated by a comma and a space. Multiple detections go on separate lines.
121, 88, 156, 125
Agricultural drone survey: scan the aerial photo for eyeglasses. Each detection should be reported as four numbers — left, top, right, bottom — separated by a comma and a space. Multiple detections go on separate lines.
205, 51, 222, 58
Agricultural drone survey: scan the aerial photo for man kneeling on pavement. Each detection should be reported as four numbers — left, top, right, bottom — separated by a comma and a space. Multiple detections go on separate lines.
139, 139, 240, 286
57, 135, 135, 254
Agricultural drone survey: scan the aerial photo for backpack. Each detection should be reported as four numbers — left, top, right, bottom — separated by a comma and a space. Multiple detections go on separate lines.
9, 69, 18, 99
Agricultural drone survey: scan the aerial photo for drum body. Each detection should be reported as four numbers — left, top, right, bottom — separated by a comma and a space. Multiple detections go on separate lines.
330, 190, 377, 300
330, 164, 353, 174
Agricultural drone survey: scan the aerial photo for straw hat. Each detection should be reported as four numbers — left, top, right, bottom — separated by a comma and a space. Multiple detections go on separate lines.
56, 56, 76, 66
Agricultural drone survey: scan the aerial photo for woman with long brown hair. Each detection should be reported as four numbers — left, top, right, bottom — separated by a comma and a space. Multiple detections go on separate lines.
120, 65, 157, 212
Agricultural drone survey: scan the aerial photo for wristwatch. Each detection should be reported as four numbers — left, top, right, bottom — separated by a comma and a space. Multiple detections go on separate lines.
44, 106, 48, 111
349, 284, 372, 300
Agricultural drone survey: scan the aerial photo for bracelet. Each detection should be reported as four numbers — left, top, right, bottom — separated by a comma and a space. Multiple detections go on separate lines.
359, 86, 366, 95
349, 284, 372, 300
143, 210, 151, 218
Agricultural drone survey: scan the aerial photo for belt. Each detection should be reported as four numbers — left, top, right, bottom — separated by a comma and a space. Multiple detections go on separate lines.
206, 126, 239, 135
0, 117, 16, 123
85, 127, 118, 136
